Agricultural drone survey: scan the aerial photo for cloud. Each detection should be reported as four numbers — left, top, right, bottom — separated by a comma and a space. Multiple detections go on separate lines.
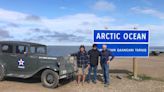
41, 13, 115, 35
0, 7, 114, 33
0, 8, 164, 46
29, 28, 51, 33
92, 0, 116, 11
0, 8, 115, 32
46, 31, 86, 42
6, 23, 19, 28
131, 7, 164, 19
24, 23, 164, 46
25, 15, 41, 21
106, 24, 164, 46
0, 8, 26, 22
0, 8, 42, 27
0, 28, 12, 38
23, 29, 90, 45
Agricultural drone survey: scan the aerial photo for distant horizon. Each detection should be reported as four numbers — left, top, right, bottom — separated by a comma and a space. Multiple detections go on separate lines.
1, 40, 164, 47
48, 45, 164, 47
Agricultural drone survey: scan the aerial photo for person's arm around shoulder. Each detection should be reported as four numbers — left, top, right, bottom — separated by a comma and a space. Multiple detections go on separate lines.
98, 50, 101, 63
70, 52, 78, 56
88, 50, 91, 57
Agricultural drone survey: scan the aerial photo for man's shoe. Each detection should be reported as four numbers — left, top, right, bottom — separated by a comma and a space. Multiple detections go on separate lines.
92, 80, 97, 84
82, 81, 85, 86
87, 80, 90, 84
104, 84, 110, 87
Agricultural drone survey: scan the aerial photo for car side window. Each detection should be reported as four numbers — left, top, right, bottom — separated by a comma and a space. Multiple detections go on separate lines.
1, 44, 13, 53
30, 46, 36, 54
16, 45, 28, 54
37, 47, 46, 54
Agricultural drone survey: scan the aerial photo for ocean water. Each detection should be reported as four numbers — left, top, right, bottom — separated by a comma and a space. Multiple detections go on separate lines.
47, 46, 164, 56
47, 46, 92, 56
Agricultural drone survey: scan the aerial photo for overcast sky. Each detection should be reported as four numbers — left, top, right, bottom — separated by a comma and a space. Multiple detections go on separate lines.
0, 0, 164, 46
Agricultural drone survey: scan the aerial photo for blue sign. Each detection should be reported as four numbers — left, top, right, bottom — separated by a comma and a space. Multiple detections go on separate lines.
96, 44, 149, 57
94, 30, 149, 57
94, 30, 149, 42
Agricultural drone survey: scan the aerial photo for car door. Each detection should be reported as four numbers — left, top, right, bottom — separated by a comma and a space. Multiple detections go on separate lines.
15, 45, 39, 75
7, 45, 29, 74
22, 46, 39, 75
0, 44, 17, 74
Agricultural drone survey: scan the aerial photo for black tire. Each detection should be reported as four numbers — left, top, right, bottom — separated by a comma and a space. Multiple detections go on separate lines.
41, 69, 59, 88
0, 65, 5, 81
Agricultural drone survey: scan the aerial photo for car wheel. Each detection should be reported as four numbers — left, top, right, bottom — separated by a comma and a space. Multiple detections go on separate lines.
41, 69, 59, 88
0, 65, 5, 81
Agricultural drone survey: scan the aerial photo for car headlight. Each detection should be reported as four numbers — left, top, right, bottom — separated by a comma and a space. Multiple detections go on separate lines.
57, 62, 60, 66
62, 70, 67, 74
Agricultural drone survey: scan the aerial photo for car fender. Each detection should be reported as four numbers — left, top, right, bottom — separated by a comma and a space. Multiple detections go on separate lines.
0, 62, 6, 74
39, 65, 60, 72
0, 63, 6, 76
20, 65, 60, 79
29, 64, 60, 77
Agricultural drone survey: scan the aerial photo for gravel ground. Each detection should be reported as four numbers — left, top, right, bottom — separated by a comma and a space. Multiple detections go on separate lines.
0, 55, 164, 92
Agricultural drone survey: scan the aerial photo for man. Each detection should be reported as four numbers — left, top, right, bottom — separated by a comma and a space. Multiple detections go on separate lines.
87, 44, 100, 84
100, 44, 114, 87
71, 45, 90, 85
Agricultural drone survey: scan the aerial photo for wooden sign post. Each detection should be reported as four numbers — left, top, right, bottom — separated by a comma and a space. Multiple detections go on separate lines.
132, 58, 140, 80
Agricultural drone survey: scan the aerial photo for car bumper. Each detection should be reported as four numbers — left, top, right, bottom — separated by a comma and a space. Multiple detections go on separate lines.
59, 71, 77, 79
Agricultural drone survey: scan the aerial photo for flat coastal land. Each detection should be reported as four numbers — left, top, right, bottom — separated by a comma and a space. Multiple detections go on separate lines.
0, 54, 164, 92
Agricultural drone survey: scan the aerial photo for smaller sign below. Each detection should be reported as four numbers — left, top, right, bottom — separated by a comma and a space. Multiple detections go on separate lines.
97, 44, 149, 57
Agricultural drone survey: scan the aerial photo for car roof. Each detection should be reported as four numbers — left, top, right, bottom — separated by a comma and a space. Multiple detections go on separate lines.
0, 41, 46, 47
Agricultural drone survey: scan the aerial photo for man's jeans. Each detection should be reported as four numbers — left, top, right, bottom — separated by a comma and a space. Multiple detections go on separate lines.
87, 64, 97, 81
101, 63, 110, 84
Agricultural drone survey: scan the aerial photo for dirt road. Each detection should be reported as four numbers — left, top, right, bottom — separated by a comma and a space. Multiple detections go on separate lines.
0, 55, 164, 92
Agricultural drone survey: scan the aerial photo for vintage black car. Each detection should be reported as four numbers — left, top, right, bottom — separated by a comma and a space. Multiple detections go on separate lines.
0, 41, 76, 88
